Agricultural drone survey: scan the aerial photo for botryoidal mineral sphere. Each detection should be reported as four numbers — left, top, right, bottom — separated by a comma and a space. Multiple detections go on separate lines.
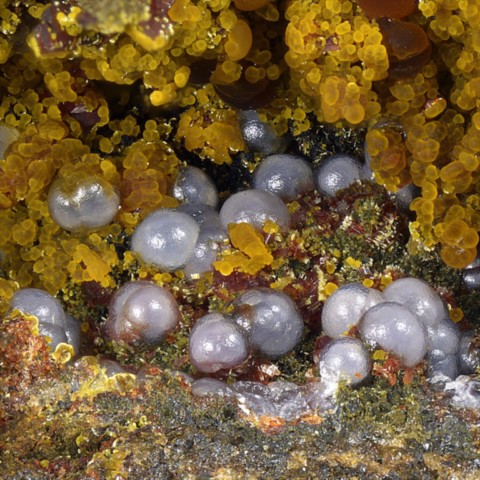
48, 176, 120, 232
319, 337, 371, 386
321, 283, 384, 338
462, 254, 480, 291
189, 312, 249, 373
173, 166, 219, 208
314, 154, 365, 197
219, 189, 291, 231
253, 153, 315, 202
177, 203, 228, 279
131, 209, 200, 271
177, 203, 227, 242
359, 302, 427, 367
233, 288, 304, 358
382, 277, 448, 328
38, 322, 68, 350
10, 288, 81, 352
105, 281, 181, 345
238, 110, 288, 155
11, 288, 66, 327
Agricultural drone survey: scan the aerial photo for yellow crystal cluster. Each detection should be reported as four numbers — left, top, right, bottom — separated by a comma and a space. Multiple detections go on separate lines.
365, 0, 480, 268
214, 222, 274, 275
285, 0, 386, 126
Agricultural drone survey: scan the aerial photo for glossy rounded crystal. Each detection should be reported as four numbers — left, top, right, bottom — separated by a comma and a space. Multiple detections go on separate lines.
38, 322, 68, 350
220, 189, 290, 230
65, 314, 82, 354
359, 301, 427, 367
315, 154, 364, 197
178, 203, 227, 278
11, 288, 66, 328
106, 281, 181, 345
177, 203, 227, 242
321, 283, 384, 338
189, 313, 249, 373
426, 317, 460, 357
131, 209, 200, 271
183, 233, 221, 279
462, 255, 480, 291
48, 176, 119, 232
383, 277, 447, 328
173, 166, 219, 208
253, 154, 314, 202
239, 110, 288, 155
319, 337, 371, 385
429, 354, 460, 380
233, 288, 304, 358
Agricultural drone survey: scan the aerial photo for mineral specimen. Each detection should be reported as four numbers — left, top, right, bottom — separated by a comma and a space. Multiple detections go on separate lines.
189, 312, 250, 373
253, 153, 315, 202
105, 280, 181, 345
0, 0, 479, 477
131, 209, 200, 270
219, 189, 291, 230
314, 153, 366, 197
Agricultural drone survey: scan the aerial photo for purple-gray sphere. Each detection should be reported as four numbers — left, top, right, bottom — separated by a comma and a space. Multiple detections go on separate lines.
106, 281, 181, 345
253, 154, 314, 202
48, 176, 119, 232
11, 288, 66, 328
189, 313, 249, 373
321, 283, 383, 338
220, 189, 290, 231
173, 166, 219, 208
315, 154, 364, 197
233, 288, 304, 358
359, 301, 427, 367
131, 209, 199, 271
383, 277, 447, 328
319, 337, 371, 386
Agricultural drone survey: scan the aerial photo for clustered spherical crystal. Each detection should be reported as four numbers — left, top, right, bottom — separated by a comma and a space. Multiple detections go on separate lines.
189, 288, 305, 373
11, 288, 80, 353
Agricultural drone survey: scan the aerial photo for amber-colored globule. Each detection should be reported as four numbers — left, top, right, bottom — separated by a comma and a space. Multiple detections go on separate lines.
356, 0, 418, 19
379, 19, 432, 78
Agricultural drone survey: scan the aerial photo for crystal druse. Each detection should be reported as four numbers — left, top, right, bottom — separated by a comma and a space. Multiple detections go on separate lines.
1, 0, 480, 478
